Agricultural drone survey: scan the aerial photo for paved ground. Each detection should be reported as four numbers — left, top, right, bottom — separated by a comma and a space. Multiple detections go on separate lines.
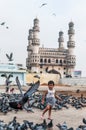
0, 107, 86, 130
0, 85, 86, 129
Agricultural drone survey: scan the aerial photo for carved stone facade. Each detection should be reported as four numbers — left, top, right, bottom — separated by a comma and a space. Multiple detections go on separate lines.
26, 18, 76, 78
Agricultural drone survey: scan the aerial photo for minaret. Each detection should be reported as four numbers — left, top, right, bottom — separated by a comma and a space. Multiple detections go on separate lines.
26, 29, 33, 69
32, 18, 40, 53
26, 18, 40, 73
28, 29, 33, 46
66, 21, 76, 76
58, 31, 64, 49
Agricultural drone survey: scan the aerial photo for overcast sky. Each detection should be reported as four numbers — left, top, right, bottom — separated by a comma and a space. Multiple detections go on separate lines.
0, 0, 86, 76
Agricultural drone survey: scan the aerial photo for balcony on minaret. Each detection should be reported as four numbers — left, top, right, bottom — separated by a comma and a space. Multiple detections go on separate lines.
28, 29, 33, 40
67, 41, 75, 48
28, 35, 33, 40
27, 45, 32, 51
33, 26, 40, 32
66, 55, 76, 67
58, 31, 64, 49
32, 38, 40, 45
68, 29, 75, 35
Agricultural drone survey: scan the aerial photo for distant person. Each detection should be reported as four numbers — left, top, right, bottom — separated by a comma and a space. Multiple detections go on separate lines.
41, 80, 62, 120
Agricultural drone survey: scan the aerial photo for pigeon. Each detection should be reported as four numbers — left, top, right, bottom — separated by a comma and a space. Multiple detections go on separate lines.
34, 75, 40, 79
40, 3, 47, 8
24, 80, 40, 97
1, 73, 13, 86
45, 67, 48, 73
68, 127, 74, 130
6, 26, 9, 29
52, 13, 56, 16
1, 73, 13, 78
6, 53, 13, 61
56, 122, 68, 130
9, 80, 40, 109
47, 120, 53, 128
83, 118, 86, 124
16, 76, 23, 96
76, 89, 80, 93
0, 22, 5, 25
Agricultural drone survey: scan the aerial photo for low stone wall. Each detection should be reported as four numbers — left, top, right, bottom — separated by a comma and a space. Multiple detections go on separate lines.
59, 77, 86, 86
26, 73, 60, 84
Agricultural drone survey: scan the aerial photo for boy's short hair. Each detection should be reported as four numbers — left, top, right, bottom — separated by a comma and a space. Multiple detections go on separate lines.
48, 80, 54, 86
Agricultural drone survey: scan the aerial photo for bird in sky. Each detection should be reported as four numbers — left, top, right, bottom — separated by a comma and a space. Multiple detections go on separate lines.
40, 3, 47, 8
6, 26, 9, 29
52, 13, 56, 16
34, 75, 40, 79
6, 52, 13, 61
0, 22, 5, 25
0, 22, 9, 29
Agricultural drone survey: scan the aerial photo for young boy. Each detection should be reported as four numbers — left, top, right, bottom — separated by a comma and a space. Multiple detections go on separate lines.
41, 80, 62, 120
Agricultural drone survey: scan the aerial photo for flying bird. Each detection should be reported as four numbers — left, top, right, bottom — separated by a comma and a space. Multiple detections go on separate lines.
9, 80, 40, 109
45, 67, 61, 78
52, 13, 56, 16
40, 3, 47, 8
34, 75, 40, 79
6, 26, 9, 29
1, 73, 13, 86
16, 76, 23, 96
0, 22, 5, 25
6, 53, 13, 61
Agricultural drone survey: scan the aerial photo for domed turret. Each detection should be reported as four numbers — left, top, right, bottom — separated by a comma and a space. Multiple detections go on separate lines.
59, 31, 63, 36
34, 17, 39, 22
68, 21, 75, 34
69, 21, 74, 27
58, 31, 64, 49
33, 17, 40, 32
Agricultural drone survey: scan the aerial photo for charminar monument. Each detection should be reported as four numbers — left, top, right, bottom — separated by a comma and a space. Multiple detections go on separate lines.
26, 18, 76, 78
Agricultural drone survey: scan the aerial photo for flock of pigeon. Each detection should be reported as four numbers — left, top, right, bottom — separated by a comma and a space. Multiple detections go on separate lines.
0, 91, 86, 129
0, 77, 86, 129
56, 119, 86, 130
0, 2, 85, 129
0, 22, 9, 29
0, 116, 54, 130
0, 69, 86, 129
39, 3, 56, 16
0, 117, 86, 130
0, 2, 56, 30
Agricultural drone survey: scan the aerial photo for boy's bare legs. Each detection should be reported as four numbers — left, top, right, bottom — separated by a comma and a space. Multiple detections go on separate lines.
41, 105, 51, 118
48, 106, 52, 119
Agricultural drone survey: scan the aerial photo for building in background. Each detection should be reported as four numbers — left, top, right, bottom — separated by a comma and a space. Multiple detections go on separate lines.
0, 63, 26, 85
26, 18, 76, 78
74, 70, 82, 77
